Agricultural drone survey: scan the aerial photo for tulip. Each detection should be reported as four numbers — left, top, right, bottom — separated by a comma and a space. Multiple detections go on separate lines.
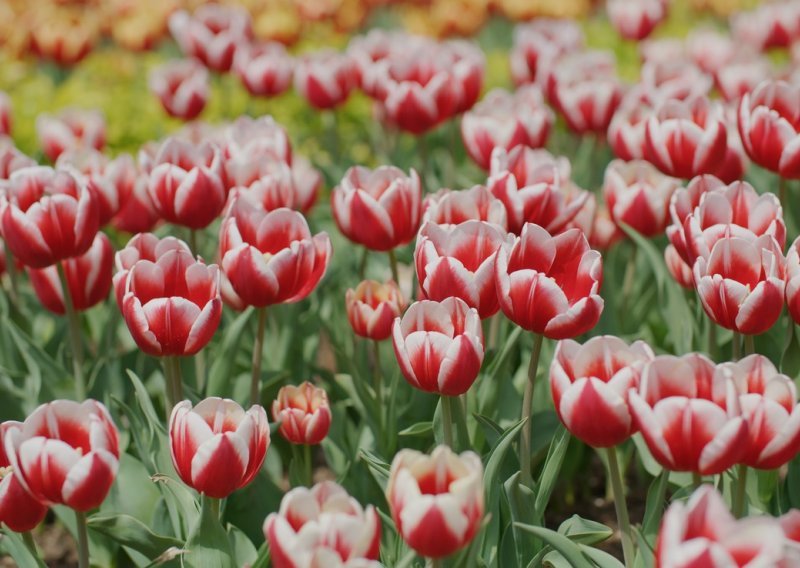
415, 221, 510, 318
607, 97, 652, 161
664, 244, 693, 288
738, 80, 800, 179
732, 2, 800, 52
332, 166, 422, 252
644, 96, 728, 179
656, 485, 790, 567
234, 41, 294, 98
146, 138, 226, 230
782, 234, 800, 325
422, 185, 507, 230
488, 147, 587, 235
294, 50, 356, 110
221, 116, 292, 186
379, 69, 456, 135
607, 0, 666, 41
686, 28, 738, 75
169, 398, 269, 498
544, 51, 617, 110
30, 16, 96, 67
715, 57, 772, 103
392, 298, 483, 396
148, 59, 209, 121
290, 156, 321, 214
0, 166, 99, 269
720, 355, 800, 470
121, 248, 221, 357
0, 421, 48, 533
639, 37, 687, 66
36, 109, 105, 163
264, 481, 381, 568
550, 336, 654, 448
346, 280, 404, 341
461, 85, 554, 170
28, 233, 113, 315
272, 382, 332, 445
387, 445, 483, 559
0, 142, 36, 180
693, 233, 785, 335
169, 5, 253, 72
57, 149, 137, 226
0, 92, 11, 136
111, 174, 160, 234
603, 159, 680, 237
630, 353, 748, 474
639, 61, 713, 105
553, 73, 624, 136
509, 19, 583, 86
4, 400, 119, 511
495, 223, 603, 339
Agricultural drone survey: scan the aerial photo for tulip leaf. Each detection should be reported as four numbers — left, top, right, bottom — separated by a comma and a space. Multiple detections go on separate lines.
227, 524, 258, 567
360, 449, 391, 490
398, 421, 433, 437
0, 528, 47, 568
533, 426, 571, 522
484, 418, 526, 511
504, 472, 537, 565
206, 308, 253, 399
183, 496, 235, 568
557, 515, 613, 545
514, 524, 593, 568
642, 469, 670, 540
580, 545, 625, 568
87, 513, 183, 561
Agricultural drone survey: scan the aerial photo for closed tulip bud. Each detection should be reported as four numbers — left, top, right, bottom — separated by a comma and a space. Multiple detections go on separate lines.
461, 85, 554, 170
392, 297, 483, 396
294, 50, 356, 110
381, 71, 456, 135
234, 42, 294, 98
639, 37, 687, 66
544, 51, 617, 110
715, 57, 772, 103
639, 61, 713, 106
448, 41, 485, 115
607, 0, 666, 41
509, 19, 583, 86
111, 174, 160, 234
732, 2, 800, 52
738, 80, 800, 179
235, 160, 296, 211
57, 149, 137, 226
554, 74, 624, 136
121, 248, 221, 356
0, 421, 48, 533
169, 5, 253, 72
0, 142, 36, 180
4, 400, 119, 511
782, 237, 800, 327
291, 156, 321, 214
644, 96, 728, 179
686, 28, 737, 75
222, 116, 292, 187
664, 244, 693, 289
147, 138, 226, 229
272, 382, 332, 445
720, 355, 800, 469
387, 446, 483, 558
657, 486, 789, 567
415, 221, 510, 318
170, 398, 269, 498
264, 481, 381, 568
219, 195, 331, 308
149, 59, 209, 121
0, 92, 11, 136
665, 175, 723, 266
423, 185, 507, 230
495, 223, 603, 339
693, 233, 785, 335
607, 98, 652, 161
30, 17, 96, 67
332, 166, 422, 252
630, 353, 748, 474
346, 280, 404, 341
36, 108, 105, 163
550, 336, 654, 447
28, 233, 113, 315
603, 159, 680, 237
0, 166, 99, 268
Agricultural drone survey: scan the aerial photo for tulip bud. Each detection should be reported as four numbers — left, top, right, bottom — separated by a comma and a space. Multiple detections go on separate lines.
111, 174, 160, 234
387, 446, 483, 558
392, 298, 483, 396
169, 5, 253, 72
0, 92, 11, 136
170, 398, 270, 498
221, 116, 292, 187
149, 59, 209, 121
509, 19, 583, 87
234, 42, 294, 98
36, 108, 105, 163
264, 481, 381, 568
423, 185, 507, 230
607, 0, 666, 41
294, 50, 356, 110
272, 382, 332, 445
0, 142, 36, 180
0, 421, 48, 532
4, 400, 119, 511
346, 280, 404, 341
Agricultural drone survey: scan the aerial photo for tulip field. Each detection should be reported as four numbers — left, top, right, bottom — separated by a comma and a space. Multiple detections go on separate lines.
5, 0, 800, 566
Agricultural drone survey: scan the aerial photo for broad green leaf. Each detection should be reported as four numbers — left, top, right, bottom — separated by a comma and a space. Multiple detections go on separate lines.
504, 472, 536, 566
206, 308, 253, 399
227, 524, 258, 567
581, 545, 625, 568
0, 529, 47, 568
533, 426, 570, 522
398, 421, 433, 437
484, 418, 526, 512
642, 469, 669, 540
557, 515, 613, 545
360, 449, 391, 491
87, 514, 182, 561
514, 524, 593, 568
183, 497, 235, 568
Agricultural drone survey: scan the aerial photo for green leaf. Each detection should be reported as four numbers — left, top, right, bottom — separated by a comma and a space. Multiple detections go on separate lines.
642, 469, 669, 539
183, 497, 235, 568
360, 449, 391, 491
514, 524, 593, 568
206, 308, 253, 398
0, 529, 47, 568
533, 426, 570, 522
581, 545, 625, 568
473, 413, 504, 449
484, 418, 526, 512
88, 514, 182, 561
227, 524, 258, 567
504, 472, 536, 566
398, 421, 433, 437
557, 515, 613, 545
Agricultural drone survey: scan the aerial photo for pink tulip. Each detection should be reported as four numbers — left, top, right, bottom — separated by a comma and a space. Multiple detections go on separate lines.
607, 0, 666, 41
346, 280, 405, 341
169, 5, 253, 72
234, 42, 294, 98
149, 59, 209, 121
0, 422, 47, 532
422, 185, 507, 230
272, 382, 332, 445
294, 50, 356, 110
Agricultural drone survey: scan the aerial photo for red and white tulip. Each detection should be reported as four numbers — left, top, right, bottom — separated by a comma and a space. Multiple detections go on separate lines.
272, 382, 332, 446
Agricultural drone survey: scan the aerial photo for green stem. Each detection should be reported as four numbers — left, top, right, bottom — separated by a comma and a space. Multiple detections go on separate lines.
707, 320, 717, 361
606, 447, 635, 568
163, 356, 183, 417
22, 532, 38, 558
250, 308, 268, 406
620, 244, 638, 316
732, 331, 741, 361
692, 471, 703, 489
733, 464, 749, 518
304, 443, 313, 487
208, 496, 221, 520
57, 262, 86, 400
441, 395, 455, 449
75, 510, 90, 568
3, 242, 19, 304
520, 334, 544, 488
388, 249, 399, 284
429, 559, 443, 568
372, 340, 383, 441
451, 394, 471, 451
744, 334, 755, 356
189, 230, 199, 257
358, 247, 369, 280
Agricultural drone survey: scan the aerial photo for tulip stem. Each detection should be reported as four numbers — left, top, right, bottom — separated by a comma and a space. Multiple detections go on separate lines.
732, 331, 742, 361
22, 532, 38, 558
692, 472, 703, 488
606, 446, 635, 568
441, 395, 455, 449
250, 307, 268, 406
3, 241, 19, 304
358, 248, 369, 279
429, 559, 442, 568
372, 340, 384, 442
621, 244, 638, 317
388, 249, 399, 284
304, 444, 313, 487
189, 230, 199, 256
733, 464, 749, 518
208, 496, 221, 520
163, 356, 183, 415
744, 334, 755, 356
520, 333, 544, 488
75, 510, 90, 568
58, 262, 86, 401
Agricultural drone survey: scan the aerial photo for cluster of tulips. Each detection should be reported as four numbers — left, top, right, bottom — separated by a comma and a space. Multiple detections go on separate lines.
4, 0, 800, 567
